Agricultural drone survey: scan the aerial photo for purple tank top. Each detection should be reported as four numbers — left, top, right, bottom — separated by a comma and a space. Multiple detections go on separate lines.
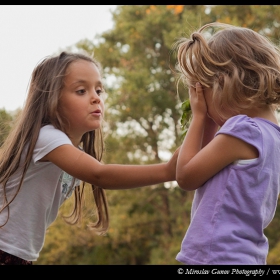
176, 115, 280, 264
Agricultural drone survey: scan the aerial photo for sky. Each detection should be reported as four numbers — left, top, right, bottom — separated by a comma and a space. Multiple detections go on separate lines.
0, 5, 118, 112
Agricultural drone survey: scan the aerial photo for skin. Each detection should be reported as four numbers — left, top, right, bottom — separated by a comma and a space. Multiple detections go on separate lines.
40, 59, 179, 189
176, 82, 278, 191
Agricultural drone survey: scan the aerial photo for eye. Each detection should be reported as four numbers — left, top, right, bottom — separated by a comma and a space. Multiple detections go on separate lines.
96, 88, 105, 96
76, 89, 86, 95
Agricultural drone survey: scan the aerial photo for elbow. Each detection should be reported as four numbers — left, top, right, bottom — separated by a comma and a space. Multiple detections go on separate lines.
176, 173, 199, 191
176, 179, 197, 191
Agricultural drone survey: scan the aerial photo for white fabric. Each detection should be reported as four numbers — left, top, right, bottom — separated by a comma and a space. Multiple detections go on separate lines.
0, 125, 80, 261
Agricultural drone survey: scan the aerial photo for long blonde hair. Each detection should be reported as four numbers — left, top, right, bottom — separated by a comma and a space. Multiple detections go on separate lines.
0, 51, 109, 234
175, 22, 280, 121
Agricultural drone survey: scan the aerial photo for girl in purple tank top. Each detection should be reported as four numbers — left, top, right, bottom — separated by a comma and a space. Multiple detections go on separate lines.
174, 22, 280, 264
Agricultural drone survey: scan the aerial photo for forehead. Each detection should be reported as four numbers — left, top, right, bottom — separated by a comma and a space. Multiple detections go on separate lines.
64, 59, 101, 81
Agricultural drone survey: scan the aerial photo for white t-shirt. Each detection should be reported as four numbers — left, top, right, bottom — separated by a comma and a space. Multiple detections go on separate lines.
0, 125, 80, 261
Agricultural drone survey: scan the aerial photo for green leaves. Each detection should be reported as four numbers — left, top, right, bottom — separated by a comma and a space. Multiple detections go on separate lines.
180, 98, 192, 140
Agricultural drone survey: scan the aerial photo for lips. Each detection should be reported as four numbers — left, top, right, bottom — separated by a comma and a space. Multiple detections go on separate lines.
91, 109, 102, 116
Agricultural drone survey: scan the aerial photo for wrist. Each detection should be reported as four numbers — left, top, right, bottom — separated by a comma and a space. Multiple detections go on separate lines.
191, 114, 208, 124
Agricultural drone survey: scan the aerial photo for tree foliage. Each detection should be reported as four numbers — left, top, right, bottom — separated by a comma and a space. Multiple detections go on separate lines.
0, 109, 15, 147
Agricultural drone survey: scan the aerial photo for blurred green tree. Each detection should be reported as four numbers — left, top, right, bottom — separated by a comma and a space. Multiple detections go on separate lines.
0, 109, 15, 147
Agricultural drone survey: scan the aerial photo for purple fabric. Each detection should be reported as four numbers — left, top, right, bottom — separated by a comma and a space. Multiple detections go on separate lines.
176, 115, 280, 264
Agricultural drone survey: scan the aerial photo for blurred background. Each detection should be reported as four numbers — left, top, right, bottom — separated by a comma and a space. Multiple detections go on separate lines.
1, 5, 280, 265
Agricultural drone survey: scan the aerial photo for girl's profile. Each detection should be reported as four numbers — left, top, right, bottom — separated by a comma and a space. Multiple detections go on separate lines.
0, 51, 179, 265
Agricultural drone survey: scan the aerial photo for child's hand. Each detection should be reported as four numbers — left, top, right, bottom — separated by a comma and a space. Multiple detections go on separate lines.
189, 83, 208, 119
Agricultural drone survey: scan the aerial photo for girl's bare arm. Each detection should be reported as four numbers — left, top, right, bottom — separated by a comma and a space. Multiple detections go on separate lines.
176, 83, 258, 191
42, 145, 180, 190
176, 133, 258, 191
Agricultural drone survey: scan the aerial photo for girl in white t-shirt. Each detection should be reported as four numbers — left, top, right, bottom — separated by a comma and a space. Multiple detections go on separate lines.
0, 51, 179, 265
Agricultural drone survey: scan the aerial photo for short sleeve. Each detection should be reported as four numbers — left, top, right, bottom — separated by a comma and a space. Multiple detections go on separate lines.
33, 125, 73, 163
216, 115, 262, 151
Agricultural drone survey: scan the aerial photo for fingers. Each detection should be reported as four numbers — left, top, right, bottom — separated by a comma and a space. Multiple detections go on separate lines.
189, 82, 203, 97
195, 82, 203, 92
189, 82, 203, 102
189, 82, 208, 117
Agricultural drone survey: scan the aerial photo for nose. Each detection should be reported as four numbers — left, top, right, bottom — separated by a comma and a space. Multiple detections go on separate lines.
91, 91, 101, 104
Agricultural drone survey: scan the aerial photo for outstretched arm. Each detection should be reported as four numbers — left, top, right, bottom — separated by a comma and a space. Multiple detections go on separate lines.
42, 144, 180, 190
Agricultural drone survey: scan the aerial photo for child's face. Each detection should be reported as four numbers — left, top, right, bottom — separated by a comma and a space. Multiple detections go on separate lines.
59, 59, 105, 138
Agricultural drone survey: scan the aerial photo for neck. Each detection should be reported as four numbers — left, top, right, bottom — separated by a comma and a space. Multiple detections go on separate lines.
243, 105, 278, 125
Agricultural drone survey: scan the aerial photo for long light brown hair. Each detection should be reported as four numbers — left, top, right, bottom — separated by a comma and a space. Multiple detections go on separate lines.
0, 51, 109, 234
174, 22, 280, 121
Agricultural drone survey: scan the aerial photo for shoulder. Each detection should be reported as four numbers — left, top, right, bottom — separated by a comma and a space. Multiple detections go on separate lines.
217, 115, 260, 137
33, 125, 73, 162
40, 124, 67, 136
36, 125, 72, 150
216, 115, 261, 147
39, 125, 70, 139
